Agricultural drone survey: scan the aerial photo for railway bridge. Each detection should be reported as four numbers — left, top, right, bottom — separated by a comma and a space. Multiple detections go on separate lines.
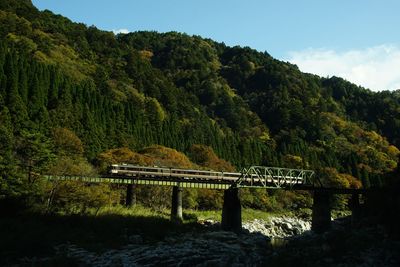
46, 164, 365, 233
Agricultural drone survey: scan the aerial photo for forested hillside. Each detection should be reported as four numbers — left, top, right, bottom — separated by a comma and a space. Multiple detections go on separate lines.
1, 0, 400, 207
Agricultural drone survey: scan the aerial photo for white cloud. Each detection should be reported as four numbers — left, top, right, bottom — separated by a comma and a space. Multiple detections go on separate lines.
113, 28, 129, 35
286, 44, 400, 91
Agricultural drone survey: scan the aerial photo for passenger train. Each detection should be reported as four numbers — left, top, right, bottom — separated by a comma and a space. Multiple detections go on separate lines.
109, 164, 306, 185
109, 163, 242, 181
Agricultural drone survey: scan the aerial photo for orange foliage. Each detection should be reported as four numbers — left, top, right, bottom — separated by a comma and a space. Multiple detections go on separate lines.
97, 145, 194, 170
139, 145, 194, 168
97, 147, 153, 167
189, 144, 235, 172
339, 173, 362, 189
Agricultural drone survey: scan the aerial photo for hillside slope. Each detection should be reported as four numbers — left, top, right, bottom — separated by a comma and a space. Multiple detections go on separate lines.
0, 0, 399, 193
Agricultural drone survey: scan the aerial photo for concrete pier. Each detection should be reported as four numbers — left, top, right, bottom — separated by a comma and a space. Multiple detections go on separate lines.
312, 190, 331, 233
125, 184, 136, 207
221, 187, 242, 232
171, 186, 183, 222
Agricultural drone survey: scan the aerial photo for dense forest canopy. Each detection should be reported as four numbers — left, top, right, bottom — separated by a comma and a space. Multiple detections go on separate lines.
1, 0, 400, 208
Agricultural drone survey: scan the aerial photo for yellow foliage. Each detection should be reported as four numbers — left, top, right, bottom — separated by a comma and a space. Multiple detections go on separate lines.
139, 50, 153, 60
48, 45, 95, 81
145, 97, 166, 122
282, 154, 306, 169
319, 167, 350, 188
259, 131, 270, 143
364, 131, 383, 144
48, 181, 119, 214
224, 84, 237, 98
48, 156, 96, 176
6, 33, 37, 52
52, 128, 84, 156
387, 145, 400, 158
338, 173, 362, 189
321, 112, 399, 173
32, 28, 53, 47
33, 50, 48, 62
325, 113, 346, 133
127, 87, 146, 103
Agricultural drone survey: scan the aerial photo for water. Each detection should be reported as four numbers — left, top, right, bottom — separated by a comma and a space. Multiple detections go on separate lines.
270, 237, 289, 248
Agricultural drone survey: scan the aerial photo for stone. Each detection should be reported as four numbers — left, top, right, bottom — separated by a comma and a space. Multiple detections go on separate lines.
27, 215, 318, 266
204, 219, 216, 226
283, 222, 293, 230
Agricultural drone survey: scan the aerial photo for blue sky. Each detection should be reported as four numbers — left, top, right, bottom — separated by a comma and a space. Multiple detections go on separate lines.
31, 0, 400, 91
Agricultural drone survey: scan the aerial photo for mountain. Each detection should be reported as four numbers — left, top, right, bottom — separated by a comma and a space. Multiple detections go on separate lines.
0, 0, 399, 198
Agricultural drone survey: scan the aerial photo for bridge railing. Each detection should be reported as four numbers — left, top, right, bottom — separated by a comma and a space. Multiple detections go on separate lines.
236, 166, 317, 188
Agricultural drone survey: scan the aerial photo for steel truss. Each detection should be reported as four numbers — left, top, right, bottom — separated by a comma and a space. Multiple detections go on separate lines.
236, 166, 316, 189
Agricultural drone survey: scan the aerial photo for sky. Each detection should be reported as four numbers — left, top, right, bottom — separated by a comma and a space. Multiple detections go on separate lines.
31, 0, 400, 91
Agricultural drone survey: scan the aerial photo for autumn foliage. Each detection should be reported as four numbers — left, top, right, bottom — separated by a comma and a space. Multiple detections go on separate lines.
96, 145, 194, 170
52, 128, 84, 156
189, 144, 235, 171
319, 167, 362, 189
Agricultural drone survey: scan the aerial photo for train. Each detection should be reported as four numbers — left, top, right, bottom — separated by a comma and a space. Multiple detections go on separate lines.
109, 164, 307, 185
109, 163, 242, 181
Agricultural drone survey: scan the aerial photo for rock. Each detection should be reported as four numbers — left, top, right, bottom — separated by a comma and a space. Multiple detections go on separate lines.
282, 222, 293, 231
26, 215, 318, 266
204, 219, 216, 226
43, 228, 274, 266
242, 216, 311, 239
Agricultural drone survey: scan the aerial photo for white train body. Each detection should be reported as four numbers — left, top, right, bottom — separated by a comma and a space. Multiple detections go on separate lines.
109, 164, 305, 185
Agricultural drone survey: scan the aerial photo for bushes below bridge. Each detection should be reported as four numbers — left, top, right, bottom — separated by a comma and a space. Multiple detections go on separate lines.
2, 141, 370, 216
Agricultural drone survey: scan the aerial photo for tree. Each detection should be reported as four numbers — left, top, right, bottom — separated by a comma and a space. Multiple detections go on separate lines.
0, 108, 21, 198
16, 130, 55, 183
361, 167, 371, 188
188, 144, 235, 171
52, 127, 84, 156
145, 97, 166, 126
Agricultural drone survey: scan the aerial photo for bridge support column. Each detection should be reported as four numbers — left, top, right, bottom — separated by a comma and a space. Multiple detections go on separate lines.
221, 187, 242, 232
125, 184, 136, 207
171, 186, 183, 222
312, 191, 331, 233
349, 193, 361, 225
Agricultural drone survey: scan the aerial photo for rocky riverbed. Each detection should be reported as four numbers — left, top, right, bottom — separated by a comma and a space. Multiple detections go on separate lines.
22, 215, 400, 266
23, 215, 311, 266
243, 216, 311, 238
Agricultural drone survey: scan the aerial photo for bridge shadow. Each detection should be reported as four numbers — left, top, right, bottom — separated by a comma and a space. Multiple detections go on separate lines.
0, 210, 204, 266
3, 210, 398, 266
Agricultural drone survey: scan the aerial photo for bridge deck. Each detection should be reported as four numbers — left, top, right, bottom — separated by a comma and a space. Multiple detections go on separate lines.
45, 175, 232, 189
45, 164, 366, 193
45, 164, 312, 189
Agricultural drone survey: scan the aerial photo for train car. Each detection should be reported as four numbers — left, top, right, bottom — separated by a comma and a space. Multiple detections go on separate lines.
109, 164, 307, 185
109, 164, 242, 181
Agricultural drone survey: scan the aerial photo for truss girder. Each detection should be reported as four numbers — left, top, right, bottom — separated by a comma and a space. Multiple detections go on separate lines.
236, 166, 315, 189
